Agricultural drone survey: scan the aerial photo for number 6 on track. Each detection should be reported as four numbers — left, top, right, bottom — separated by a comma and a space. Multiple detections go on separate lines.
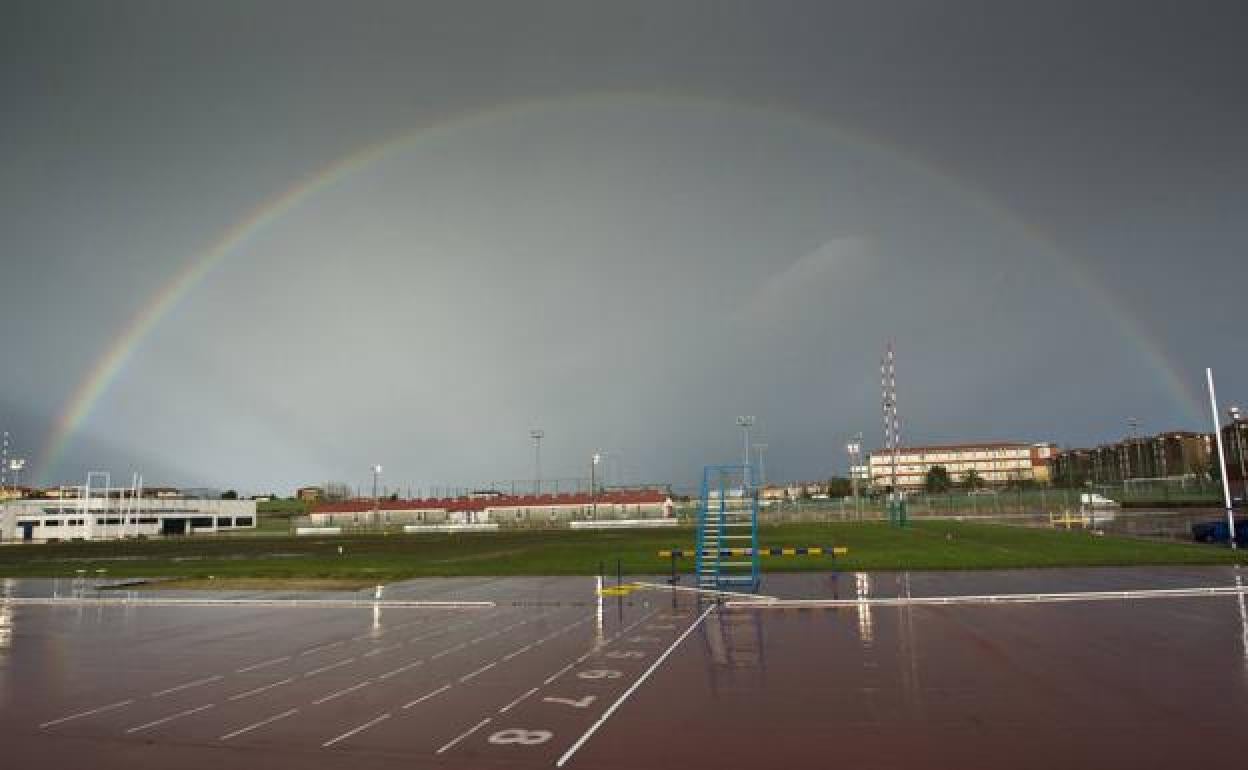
542, 695, 597, 708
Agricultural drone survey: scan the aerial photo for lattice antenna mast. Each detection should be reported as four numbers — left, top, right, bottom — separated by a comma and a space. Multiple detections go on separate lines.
881, 342, 900, 501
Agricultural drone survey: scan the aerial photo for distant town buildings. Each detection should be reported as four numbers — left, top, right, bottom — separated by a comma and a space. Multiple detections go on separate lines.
868, 442, 1058, 491
1053, 431, 1213, 484
296, 485, 324, 502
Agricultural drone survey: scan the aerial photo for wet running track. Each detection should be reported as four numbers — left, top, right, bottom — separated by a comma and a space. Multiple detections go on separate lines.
2, 569, 1247, 769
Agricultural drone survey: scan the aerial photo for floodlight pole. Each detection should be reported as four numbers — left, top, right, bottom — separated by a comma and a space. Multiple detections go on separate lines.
591, 452, 601, 519
530, 429, 544, 496
752, 443, 768, 488
1207, 368, 1237, 549
736, 416, 755, 486
372, 464, 382, 527
848, 434, 862, 519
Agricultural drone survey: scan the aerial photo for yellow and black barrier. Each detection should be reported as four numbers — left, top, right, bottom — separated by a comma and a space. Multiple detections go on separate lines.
658, 546, 848, 558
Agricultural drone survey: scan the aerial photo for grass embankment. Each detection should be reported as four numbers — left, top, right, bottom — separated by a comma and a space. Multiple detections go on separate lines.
0, 522, 1242, 585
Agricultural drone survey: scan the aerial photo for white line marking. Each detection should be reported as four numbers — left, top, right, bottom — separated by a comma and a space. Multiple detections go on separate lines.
723, 586, 1248, 608
459, 661, 497, 682
220, 707, 298, 741
378, 660, 424, 680
236, 655, 291, 673
228, 677, 295, 701
304, 657, 356, 677
630, 581, 777, 601
502, 645, 533, 662
362, 643, 403, 658
543, 662, 575, 685
403, 683, 452, 709
152, 674, 223, 697
2, 597, 494, 609
431, 642, 467, 660
39, 699, 134, 728
126, 702, 215, 734
313, 680, 373, 704
499, 686, 539, 714
555, 604, 714, 767
301, 640, 348, 656
322, 712, 391, 748
436, 717, 491, 754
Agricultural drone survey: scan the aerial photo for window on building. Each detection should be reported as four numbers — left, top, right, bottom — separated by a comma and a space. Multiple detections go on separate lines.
235, 517, 253, 527
216, 517, 232, 527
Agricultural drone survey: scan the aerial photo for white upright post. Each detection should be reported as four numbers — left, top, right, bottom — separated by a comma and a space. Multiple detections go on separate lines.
1207, 368, 1237, 549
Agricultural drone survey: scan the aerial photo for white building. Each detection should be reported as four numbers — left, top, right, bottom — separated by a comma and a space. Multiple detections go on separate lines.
868, 441, 1057, 491
0, 496, 257, 542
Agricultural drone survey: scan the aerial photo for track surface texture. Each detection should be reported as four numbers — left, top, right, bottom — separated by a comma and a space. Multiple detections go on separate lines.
3, 568, 1248, 769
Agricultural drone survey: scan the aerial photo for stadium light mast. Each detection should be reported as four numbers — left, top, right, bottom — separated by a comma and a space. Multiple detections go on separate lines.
1206, 368, 1237, 549
736, 416, 755, 486
881, 342, 904, 526
530, 429, 545, 496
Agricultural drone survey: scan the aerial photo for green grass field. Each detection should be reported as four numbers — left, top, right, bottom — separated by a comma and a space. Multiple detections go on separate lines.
0, 521, 1241, 583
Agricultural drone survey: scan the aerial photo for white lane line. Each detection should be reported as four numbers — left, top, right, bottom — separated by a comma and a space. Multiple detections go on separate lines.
436, 717, 491, 754
362, 643, 403, 658
459, 661, 497, 683
322, 712, 391, 748
575, 652, 591, 664
555, 604, 714, 768
313, 680, 373, 705
301, 640, 348, 657
304, 657, 356, 677
228, 677, 295, 701
378, 660, 424, 680
125, 702, 216, 734
431, 642, 467, 660
502, 644, 533, 662
499, 686, 539, 714
403, 683, 452, 709
39, 699, 135, 728
219, 708, 299, 741
543, 663, 575, 685
152, 674, 223, 698
236, 655, 291, 673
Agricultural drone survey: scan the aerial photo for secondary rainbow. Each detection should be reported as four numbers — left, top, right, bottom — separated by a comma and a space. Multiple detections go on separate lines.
35, 89, 1205, 483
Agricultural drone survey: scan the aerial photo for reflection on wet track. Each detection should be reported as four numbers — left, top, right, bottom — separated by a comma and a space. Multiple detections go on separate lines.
2, 569, 1248, 769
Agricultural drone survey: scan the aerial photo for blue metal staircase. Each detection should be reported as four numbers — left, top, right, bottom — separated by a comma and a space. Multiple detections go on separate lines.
695, 465, 760, 591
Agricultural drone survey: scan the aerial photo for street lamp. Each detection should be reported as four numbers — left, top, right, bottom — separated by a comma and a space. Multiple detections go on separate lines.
530, 429, 545, 496
1230, 406, 1247, 504
847, 434, 862, 519
591, 452, 602, 519
752, 443, 768, 488
736, 416, 755, 486
1127, 417, 1141, 482
371, 464, 382, 526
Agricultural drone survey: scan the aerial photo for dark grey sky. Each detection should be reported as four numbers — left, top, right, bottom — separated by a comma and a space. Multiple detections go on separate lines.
2, 1, 1246, 493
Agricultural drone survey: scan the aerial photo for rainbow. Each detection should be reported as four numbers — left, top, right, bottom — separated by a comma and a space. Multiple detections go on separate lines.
34, 89, 1205, 483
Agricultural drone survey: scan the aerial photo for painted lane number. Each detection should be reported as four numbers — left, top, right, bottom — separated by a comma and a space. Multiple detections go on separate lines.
606, 650, 645, 659
576, 669, 622, 680
489, 728, 552, 745
543, 695, 597, 709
